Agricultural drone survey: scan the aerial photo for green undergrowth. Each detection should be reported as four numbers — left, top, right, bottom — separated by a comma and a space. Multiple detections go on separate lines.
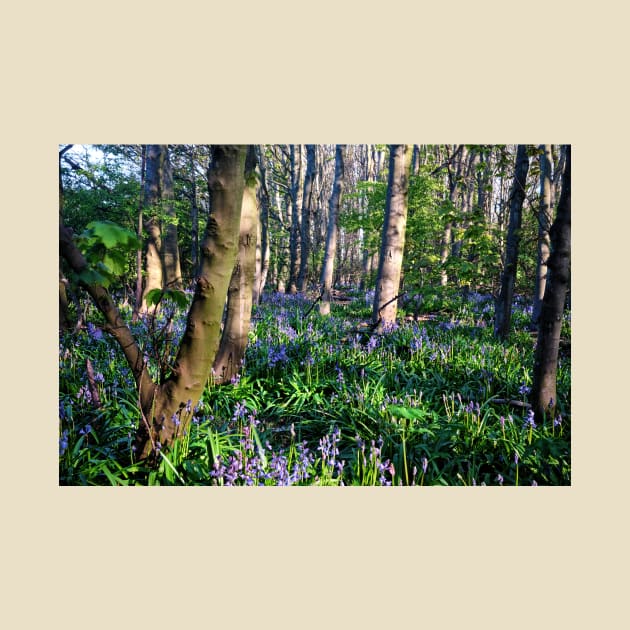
59, 291, 570, 486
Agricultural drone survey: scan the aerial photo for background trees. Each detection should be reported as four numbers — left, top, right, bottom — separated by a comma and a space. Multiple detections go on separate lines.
59, 143, 570, 466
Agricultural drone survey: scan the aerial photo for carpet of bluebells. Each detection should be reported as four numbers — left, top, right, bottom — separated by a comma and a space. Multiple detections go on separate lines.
58, 289, 571, 485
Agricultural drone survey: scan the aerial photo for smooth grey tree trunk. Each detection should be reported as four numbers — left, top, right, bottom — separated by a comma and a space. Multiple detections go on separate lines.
297, 144, 316, 291
212, 146, 258, 385
319, 144, 345, 315
160, 146, 183, 290
372, 144, 412, 329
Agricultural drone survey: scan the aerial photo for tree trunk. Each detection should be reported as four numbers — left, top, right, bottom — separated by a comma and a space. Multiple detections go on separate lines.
288, 145, 303, 293
439, 145, 466, 286
530, 145, 570, 424
160, 146, 183, 289
142, 145, 165, 311
531, 144, 553, 327
319, 144, 345, 316
372, 144, 412, 329
133, 145, 146, 322
254, 145, 270, 303
190, 146, 200, 275
60, 145, 247, 463
212, 146, 258, 384
297, 144, 316, 291
494, 144, 530, 340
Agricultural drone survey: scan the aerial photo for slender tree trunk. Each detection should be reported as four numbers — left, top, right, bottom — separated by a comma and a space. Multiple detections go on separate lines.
133, 145, 146, 322
319, 145, 345, 315
494, 144, 530, 340
297, 144, 316, 291
288, 145, 303, 293
160, 146, 183, 289
190, 146, 200, 275
440, 145, 466, 286
530, 145, 571, 423
254, 145, 270, 303
142, 145, 165, 311
372, 144, 412, 329
531, 144, 553, 327
212, 146, 258, 384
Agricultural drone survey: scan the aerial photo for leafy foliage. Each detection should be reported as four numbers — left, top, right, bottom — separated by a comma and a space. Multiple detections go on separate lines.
75, 220, 140, 288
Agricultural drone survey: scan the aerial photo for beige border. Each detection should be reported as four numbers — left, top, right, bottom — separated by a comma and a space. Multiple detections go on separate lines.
4, 1, 626, 628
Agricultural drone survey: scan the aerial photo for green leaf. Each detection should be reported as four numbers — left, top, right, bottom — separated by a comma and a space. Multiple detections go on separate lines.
145, 288, 164, 307
86, 220, 140, 250
78, 267, 110, 287
387, 405, 428, 420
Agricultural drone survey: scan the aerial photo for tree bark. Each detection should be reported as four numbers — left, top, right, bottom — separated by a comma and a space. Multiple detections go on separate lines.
372, 144, 412, 329
319, 144, 345, 316
133, 145, 146, 322
439, 144, 466, 286
212, 146, 258, 385
142, 145, 165, 311
530, 145, 570, 424
60, 145, 247, 463
160, 146, 183, 290
494, 144, 530, 340
288, 145, 303, 293
297, 144, 316, 292
531, 144, 553, 327
253, 145, 270, 303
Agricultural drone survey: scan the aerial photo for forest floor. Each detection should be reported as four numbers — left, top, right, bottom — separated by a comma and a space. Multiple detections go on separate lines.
59, 288, 571, 486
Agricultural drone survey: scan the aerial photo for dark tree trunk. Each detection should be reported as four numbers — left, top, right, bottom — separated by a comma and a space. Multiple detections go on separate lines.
530, 146, 571, 424
439, 145, 466, 286
288, 145, 303, 294
494, 144, 530, 340
531, 144, 553, 327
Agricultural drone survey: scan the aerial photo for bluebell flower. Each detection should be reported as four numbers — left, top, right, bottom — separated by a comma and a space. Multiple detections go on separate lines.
524, 409, 537, 429
87, 322, 103, 341
59, 430, 69, 456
